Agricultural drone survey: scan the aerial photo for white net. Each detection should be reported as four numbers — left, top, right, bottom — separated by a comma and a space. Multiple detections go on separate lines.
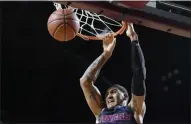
53, 2, 124, 40
54, 2, 62, 10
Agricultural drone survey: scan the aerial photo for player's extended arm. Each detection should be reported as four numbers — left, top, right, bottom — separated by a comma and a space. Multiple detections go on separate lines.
127, 23, 146, 123
80, 33, 116, 117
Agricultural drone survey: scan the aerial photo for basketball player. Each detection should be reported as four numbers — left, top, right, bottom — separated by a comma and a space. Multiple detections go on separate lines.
80, 22, 146, 124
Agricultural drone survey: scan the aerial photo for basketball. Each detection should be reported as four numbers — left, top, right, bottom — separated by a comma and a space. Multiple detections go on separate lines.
47, 8, 80, 42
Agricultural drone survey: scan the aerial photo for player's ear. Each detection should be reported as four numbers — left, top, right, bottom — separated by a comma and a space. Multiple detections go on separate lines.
124, 94, 128, 100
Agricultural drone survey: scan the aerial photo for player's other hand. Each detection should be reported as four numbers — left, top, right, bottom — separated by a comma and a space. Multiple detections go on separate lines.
102, 33, 116, 55
126, 22, 138, 41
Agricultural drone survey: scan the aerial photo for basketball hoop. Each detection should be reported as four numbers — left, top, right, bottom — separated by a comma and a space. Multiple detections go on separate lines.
53, 2, 127, 41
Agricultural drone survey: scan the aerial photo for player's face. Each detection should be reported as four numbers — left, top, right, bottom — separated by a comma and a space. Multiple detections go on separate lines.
105, 88, 123, 109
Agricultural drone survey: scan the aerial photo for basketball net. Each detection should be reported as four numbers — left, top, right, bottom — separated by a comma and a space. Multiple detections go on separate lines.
53, 2, 126, 40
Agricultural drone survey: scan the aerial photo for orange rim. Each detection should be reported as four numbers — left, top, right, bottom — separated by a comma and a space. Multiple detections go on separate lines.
77, 21, 127, 40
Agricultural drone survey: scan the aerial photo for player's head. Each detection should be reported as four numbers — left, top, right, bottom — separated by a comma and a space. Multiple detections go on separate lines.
105, 84, 129, 109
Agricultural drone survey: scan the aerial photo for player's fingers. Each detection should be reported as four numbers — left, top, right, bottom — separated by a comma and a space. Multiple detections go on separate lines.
108, 33, 112, 39
109, 33, 114, 40
103, 34, 107, 40
105, 34, 109, 40
109, 33, 112, 37
103, 33, 113, 41
107, 33, 110, 37
107, 33, 110, 38
104, 33, 108, 39
103, 36, 106, 41
108, 34, 112, 40
111, 33, 114, 37
105, 36, 108, 41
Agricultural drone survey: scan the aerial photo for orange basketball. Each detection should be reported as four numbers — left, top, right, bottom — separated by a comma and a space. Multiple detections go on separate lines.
47, 8, 80, 42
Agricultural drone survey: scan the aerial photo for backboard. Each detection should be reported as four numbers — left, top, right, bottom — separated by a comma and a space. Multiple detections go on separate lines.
57, 1, 191, 38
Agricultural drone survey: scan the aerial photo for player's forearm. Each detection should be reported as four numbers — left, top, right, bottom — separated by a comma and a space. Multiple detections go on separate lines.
131, 40, 145, 71
131, 40, 146, 96
81, 51, 112, 83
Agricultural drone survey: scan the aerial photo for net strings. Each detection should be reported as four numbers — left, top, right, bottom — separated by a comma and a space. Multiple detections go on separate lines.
53, 2, 122, 37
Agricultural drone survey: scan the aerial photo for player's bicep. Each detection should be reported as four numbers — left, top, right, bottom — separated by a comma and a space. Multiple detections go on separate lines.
80, 80, 103, 117
129, 94, 146, 115
129, 95, 146, 124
